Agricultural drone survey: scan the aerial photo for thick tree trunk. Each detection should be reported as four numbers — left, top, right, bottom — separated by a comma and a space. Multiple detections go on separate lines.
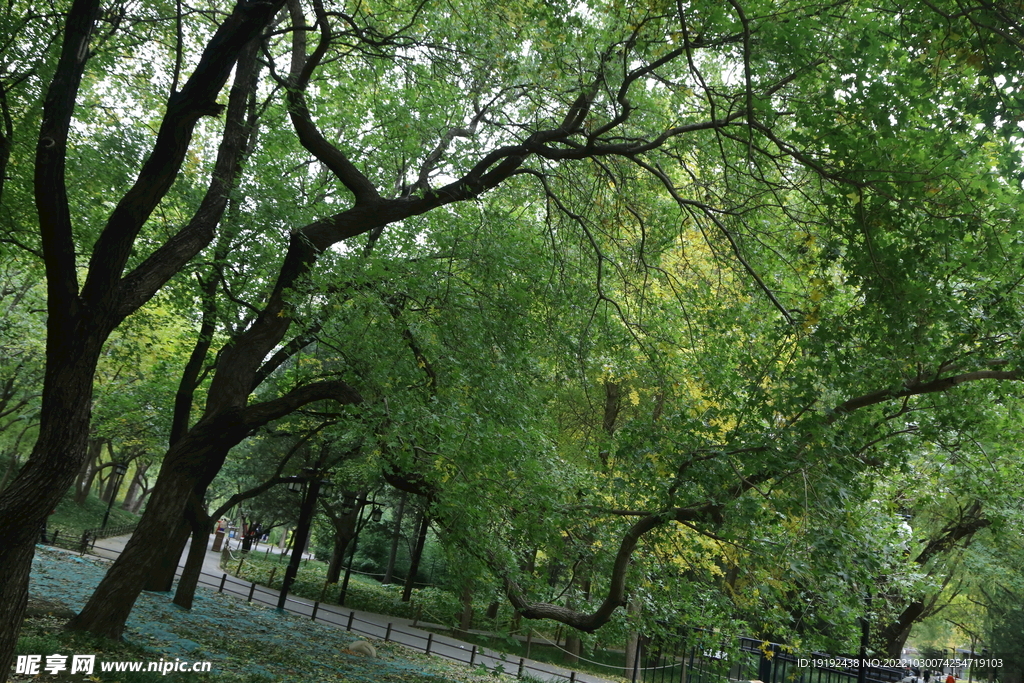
382, 491, 406, 584
0, 539, 35, 667
326, 532, 352, 584
0, 0, 284, 668
66, 417, 242, 638
623, 601, 641, 679
877, 600, 926, 658
73, 439, 103, 504
120, 464, 148, 511
0, 344, 101, 674
66, 465, 205, 636
564, 634, 582, 664
0, 450, 16, 492
68, 379, 360, 637
144, 517, 191, 592
402, 512, 429, 602
172, 506, 213, 609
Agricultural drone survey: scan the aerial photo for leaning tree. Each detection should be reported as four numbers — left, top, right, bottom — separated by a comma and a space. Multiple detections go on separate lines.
2, 0, 1023, 672
61, 0, 830, 642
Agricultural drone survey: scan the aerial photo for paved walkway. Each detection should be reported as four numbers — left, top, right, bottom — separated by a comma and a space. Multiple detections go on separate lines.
86, 534, 620, 683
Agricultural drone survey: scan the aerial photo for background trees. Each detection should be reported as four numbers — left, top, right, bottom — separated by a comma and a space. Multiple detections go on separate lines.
1, 0, 1023, 674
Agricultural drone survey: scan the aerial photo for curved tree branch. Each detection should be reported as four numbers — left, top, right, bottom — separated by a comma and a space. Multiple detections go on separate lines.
83, 0, 286, 318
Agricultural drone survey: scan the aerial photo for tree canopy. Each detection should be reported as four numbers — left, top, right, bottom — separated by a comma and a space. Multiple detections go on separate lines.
1, 0, 1023, 674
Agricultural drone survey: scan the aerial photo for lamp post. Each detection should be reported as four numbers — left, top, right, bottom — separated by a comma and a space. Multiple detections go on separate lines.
100, 462, 129, 531
277, 468, 330, 611
338, 495, 382, 606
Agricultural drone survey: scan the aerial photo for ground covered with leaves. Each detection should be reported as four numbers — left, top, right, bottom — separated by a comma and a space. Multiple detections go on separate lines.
13, 546, 520, 683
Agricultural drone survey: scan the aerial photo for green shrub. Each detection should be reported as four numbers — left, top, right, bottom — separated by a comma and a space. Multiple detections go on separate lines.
226, 553, 462, 626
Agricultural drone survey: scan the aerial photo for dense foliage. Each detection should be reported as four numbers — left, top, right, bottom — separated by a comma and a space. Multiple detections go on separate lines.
1, 0, 1023, 676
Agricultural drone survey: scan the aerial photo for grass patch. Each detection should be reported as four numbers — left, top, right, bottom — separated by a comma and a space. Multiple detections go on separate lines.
226, 552, 464, 626
46, 489, 140, 545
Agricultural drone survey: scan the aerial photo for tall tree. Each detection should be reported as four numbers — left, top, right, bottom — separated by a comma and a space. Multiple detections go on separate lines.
1, 0, 1022, 672
0, 0, 288, 669
64, 0, 803, 640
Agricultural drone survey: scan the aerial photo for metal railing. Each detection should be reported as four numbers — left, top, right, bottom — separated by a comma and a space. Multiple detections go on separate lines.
194, 567, 606, 682
67, 539, 997, 683
38, 522, 139, 553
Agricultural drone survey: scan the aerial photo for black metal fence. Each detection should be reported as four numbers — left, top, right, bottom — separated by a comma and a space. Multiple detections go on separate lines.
59, 539, 1001, 683
39, 522, 138, 552
194, 568, 602, 683
632, 633, 932, 683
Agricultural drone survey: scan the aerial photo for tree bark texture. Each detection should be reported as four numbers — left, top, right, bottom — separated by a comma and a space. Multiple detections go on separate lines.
173, 511, 213, 609
326, 535, 351, 585
144, 517, 192, 593
0, 339, 104, 671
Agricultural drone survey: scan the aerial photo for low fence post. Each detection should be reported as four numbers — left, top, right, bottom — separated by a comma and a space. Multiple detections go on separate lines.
347, 611, 355, 631
247, 582, 256, 602
518, 658, 524, 677
385, 624, 392, 642
311, 601, 319, 621
470, 646, 476, 666
425, 633, 433, 654
218, 574, 227, 592
570, 672, 577, 682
